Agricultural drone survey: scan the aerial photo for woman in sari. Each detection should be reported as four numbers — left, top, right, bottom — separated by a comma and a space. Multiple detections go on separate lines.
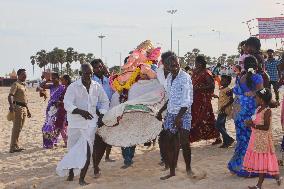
53, 75, 72, 147
190, 56, 221, 144
40, 73, 66, 149
228, 56, 263, 177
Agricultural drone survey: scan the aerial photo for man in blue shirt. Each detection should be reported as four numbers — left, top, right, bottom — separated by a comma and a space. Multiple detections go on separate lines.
265, 49, 281, 103
156, 51, 193, 180
91, 59, 115, 178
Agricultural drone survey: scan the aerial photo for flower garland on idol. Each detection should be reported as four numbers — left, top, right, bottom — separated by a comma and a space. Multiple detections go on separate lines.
110, 40, 161, 95
112, 67, 141, 93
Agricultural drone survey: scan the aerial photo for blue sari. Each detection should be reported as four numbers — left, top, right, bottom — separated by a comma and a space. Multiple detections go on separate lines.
228, 74, 262, 177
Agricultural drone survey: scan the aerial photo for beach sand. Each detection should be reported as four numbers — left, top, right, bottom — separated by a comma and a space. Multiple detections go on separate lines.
0, 86, 283, 189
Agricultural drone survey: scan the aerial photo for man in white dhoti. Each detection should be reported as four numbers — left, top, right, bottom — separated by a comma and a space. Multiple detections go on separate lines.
56, 63, 109, 186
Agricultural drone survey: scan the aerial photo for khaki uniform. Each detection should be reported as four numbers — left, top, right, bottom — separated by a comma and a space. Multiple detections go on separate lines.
9, 81, 28, 151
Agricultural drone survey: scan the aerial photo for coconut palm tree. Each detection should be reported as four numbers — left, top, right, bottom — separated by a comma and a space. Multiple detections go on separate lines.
47, 50, 56, 71
30, 56, 36, 75
65, 47, 75, 75
78, 53, 86, 64
192, 48, 200, 57
86, 53, 95, 63
226, 55, 238, 66
36, 50, 48, 71
52, 47, 66, 74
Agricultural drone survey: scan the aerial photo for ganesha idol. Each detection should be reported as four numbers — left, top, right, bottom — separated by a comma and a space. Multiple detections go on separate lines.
111, 40, 161, 93
98, 41, 167, 147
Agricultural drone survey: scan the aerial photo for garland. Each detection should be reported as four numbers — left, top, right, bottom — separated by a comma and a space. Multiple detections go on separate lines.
112, 67, 141, 93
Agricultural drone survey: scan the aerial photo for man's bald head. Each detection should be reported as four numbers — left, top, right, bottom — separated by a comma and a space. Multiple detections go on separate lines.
81, 63, 93, 83
81, 63, 93, 73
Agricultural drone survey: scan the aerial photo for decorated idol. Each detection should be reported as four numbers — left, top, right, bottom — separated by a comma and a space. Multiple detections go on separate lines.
97, 40, 166, 147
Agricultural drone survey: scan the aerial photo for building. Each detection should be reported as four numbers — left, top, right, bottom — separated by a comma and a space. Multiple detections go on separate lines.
0, 69, 17, 86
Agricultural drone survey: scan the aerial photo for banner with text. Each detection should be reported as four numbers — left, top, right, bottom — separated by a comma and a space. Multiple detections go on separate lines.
257, 17, 284, 39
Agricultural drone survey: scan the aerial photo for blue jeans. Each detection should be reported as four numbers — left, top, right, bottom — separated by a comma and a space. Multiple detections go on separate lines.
215, 113, 233, 144
121, 146, 136, 165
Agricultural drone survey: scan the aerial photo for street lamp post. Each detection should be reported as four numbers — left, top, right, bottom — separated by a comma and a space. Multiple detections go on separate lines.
177, 40, 180, 57
212, 29, 221, 56
98, 34, 106, 59
212, 29, 221, 40
119, 52, 122, 72
167, 9, 177, 51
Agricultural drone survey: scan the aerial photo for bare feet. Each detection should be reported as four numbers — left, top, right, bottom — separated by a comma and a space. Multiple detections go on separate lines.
121, 164, 132, 169
79, 179, 89, 186
212, 138, 222, 145
105, 158, 116, 162
248, 186, 261, 189
187, 169, 194, 176
94, 172, 101, 179
161, 166, 169, 171
67, 173, 74, 181
67, 169, 74, 181
9, 148, 25, 153
160, 174, 175, 180
276, 177, 282, 186
219, 138, 235, 148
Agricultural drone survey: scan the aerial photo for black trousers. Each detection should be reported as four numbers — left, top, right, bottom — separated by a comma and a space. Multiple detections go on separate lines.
269, 81, 279, 101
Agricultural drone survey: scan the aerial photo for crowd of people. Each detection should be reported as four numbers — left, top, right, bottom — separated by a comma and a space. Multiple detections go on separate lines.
6, 37, 284, 188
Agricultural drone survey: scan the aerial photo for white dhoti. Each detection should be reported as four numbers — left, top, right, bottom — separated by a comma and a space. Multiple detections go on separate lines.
56, 127, 96, 177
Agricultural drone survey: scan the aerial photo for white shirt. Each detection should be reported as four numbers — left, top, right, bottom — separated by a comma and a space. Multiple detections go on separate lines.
64, 79, 109, 129
166, 70, 193, 114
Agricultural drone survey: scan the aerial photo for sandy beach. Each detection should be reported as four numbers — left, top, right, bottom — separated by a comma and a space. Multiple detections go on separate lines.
0, 86, 283, 189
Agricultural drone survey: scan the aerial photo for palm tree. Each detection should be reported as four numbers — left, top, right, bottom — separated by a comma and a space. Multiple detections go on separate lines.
86, 53, 95, 63
226, 55, 238, 66
52, 47, 66, 74
36, 50, 48, 71
78, 53, 86, 64
66, 47, 75, 75
192, 48, 200, 57
205, 55, 212, 65
47, 50, 56, 71
30, 56, 36, 75
109, 66, 121, 74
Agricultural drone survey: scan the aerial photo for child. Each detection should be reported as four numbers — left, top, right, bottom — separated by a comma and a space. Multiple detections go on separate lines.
244, 88, 282, 189
215, 75, 235, 148
36, 74, 48, 100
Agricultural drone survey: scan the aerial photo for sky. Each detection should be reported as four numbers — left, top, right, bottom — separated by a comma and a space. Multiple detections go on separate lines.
0, 0, 282, 79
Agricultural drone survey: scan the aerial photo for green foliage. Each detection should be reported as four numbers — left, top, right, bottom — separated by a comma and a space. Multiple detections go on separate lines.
109, 66, 121, 74
181, 48, 238, 67
32, 47, 96, 78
